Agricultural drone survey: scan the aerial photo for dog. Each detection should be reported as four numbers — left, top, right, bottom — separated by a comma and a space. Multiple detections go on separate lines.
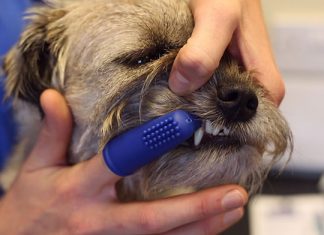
1, 0, 292, 201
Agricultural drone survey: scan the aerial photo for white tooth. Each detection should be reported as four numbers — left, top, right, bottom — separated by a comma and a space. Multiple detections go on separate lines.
212, 126, 221, 136
205, 120, 213, 134
194, 127, 204, 146
224, 127, 230, 136
218, 130, 225, 136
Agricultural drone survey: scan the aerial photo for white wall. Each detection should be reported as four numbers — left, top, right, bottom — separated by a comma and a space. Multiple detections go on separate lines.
263, 0, 324, 17
262, 0, 324, 173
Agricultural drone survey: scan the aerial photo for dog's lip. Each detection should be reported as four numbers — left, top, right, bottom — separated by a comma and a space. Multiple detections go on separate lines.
181, 120, 241, 148
182, 134, 240, 149
195, 120, 231, 146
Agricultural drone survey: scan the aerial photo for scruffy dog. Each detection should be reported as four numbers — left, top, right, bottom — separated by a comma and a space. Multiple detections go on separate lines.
1, 0, 292, 201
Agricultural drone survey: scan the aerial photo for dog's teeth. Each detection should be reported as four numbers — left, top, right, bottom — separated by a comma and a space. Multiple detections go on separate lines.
200, 120, 231, 139
205, 120, 213, 134
224, 127, 230, 136
194, 127, 204, 146
218, 130, 225, 136
212, 126, 221, 136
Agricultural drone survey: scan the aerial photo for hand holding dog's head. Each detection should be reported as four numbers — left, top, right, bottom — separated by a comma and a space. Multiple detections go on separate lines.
3, 0, 292, 201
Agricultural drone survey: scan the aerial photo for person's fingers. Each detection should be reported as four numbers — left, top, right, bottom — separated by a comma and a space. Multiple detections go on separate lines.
163, 208, 244, 235
228, 0, 285, 105
240, 40, 285, 106
107, 185, 247, 234
74, 153, 121, 192
24, 89, 73, 171
169, 0, 241, 95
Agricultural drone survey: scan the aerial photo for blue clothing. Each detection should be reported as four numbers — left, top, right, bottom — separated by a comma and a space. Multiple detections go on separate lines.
0, 0, 32, 168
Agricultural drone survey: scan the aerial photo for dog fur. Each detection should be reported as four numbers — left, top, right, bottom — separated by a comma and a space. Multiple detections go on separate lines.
1, 0, 292, 201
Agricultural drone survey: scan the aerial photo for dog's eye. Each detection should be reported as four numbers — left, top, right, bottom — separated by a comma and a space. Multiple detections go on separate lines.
137, 55, 154, 65
115, 46, 168, 67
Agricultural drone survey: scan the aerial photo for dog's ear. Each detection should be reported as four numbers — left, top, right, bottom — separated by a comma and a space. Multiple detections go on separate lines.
3, 6, 67, 109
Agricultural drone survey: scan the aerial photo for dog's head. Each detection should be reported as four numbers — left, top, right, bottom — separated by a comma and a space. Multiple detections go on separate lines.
3, 0, 292, 201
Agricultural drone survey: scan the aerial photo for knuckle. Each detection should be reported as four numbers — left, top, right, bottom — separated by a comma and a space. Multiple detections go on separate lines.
196, 197, 213, 219
137, 206, 163, 233
178, 46, 216, 78
179, 48, 204, 70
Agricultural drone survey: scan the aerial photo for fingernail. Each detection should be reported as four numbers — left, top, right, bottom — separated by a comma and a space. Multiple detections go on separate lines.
223, 208, 243, 226
222, 190, 245, 210
171, 71, 190, 94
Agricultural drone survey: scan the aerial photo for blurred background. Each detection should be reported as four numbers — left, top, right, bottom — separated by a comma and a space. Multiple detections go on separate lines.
0, 0, 31, 170
264, 0, 324, 175
1, 0, 324, 234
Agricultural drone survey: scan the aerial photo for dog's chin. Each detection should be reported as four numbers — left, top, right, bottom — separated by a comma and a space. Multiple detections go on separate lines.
117, 140, 265, 201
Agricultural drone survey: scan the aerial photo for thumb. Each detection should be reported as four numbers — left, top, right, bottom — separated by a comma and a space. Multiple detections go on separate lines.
169, 0, 240, 95
24, 89, 73, 171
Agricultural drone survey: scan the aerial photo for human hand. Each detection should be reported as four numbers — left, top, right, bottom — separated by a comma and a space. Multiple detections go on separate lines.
0, 89, 248, 235
169, 0, 285, 106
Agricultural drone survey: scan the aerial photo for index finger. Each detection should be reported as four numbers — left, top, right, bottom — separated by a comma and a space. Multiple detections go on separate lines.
75, 153, 121, 190
169, 0, 241, 95
105, 185, 248, 234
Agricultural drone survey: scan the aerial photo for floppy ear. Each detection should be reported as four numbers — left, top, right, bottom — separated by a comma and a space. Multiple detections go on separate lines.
3, 6, 67, 109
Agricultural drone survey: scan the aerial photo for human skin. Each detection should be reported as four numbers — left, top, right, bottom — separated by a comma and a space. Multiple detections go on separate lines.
169, 0, 285, 106
0, 90, 248, 235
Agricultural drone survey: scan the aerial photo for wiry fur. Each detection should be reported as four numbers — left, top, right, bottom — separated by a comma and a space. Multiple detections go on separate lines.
1, 0, 292, 201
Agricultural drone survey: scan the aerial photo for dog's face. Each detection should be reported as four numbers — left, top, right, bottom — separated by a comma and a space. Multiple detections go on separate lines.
3, 0, 292, 201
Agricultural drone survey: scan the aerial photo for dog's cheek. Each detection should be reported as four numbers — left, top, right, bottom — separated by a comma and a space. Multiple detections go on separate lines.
140, 85, 186, 118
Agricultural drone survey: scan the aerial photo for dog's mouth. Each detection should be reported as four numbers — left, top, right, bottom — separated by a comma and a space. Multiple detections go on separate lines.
182, 120, 241, 149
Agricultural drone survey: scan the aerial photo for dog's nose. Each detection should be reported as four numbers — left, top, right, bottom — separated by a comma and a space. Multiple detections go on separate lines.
217, 87, 258, 122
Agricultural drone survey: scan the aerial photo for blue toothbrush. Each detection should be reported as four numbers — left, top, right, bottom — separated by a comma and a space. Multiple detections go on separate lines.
103, 110, 202, 176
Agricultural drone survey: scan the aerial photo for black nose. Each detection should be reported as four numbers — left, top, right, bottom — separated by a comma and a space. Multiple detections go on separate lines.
217, 87, 258, 122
